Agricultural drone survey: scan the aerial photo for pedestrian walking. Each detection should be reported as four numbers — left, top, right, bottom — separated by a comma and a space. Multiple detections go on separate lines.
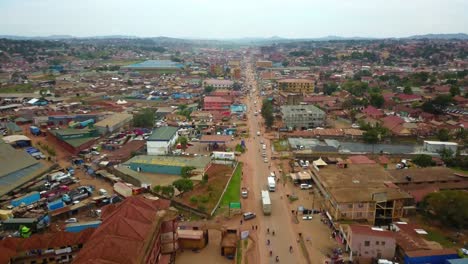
255, 225, 258, 230
276, 256, 279, 262
272, 230, 275, 236
269, 250, 272, 257
267, 239, 270, 245
289, 245, 293, 253
240, 220, 243, 225
252, 225, 254, 230
267, 228, 270, 234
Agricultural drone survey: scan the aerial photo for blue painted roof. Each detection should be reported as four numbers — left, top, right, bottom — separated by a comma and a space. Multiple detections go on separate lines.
125, 60, 184, 69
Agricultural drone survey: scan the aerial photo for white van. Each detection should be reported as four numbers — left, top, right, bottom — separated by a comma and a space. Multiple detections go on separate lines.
257, 131, 261, 136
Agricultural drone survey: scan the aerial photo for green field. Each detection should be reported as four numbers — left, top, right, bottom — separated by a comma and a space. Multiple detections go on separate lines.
220, 163, 242, 206
0, 83, 34, 93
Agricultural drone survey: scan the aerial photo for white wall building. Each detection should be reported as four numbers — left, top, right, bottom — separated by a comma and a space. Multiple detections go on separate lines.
147, 126, 179, 155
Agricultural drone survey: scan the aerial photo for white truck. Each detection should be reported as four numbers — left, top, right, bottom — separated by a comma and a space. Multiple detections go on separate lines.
261, 190, 272, 215
267, 177, 276, 192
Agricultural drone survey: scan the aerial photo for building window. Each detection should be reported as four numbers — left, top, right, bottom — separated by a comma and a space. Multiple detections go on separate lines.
348, 204, 353, 209
364, 241, 370, 247
376, 241, 380, 245
357, 212, 363, 217
381, 241, 386, 246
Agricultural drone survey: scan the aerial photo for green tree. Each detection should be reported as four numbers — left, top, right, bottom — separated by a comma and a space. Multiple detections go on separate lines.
133, 109, 155, 128
153, 185, 162, 193
437, 128, 450, 141
282, 60, 289, 67
323, 82, 338, 95
204, 85, 214, 94
180, 166, 196, 178
161, 185, 175, 198
342, 80, 368, 96
450, 85, 460, 97
421, 190, 468, 229
413, 154, 435, 167
362, 129, 379, 144
176, 136, 189, 150
261, 99, 274, 129
369, 93, 384, 108
172, 178, 194, 195
127, 79, 133, 86
403, 86, 413, 94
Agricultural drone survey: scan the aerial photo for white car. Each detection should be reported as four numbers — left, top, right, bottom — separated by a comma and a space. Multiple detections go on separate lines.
302, 215, 313, 220
300, 184, 313, 190
65, 218, 78, 223
263, 158, 268, 163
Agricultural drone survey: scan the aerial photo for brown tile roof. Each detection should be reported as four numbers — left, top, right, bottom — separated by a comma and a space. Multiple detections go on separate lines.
74, 196, 171, 264
349, 224, 395, 238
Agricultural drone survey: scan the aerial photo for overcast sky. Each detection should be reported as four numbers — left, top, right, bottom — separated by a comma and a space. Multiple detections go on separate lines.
0, 0, 467, 38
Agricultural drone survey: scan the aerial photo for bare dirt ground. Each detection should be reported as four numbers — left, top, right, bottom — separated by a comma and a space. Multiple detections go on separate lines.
174, 164, 234, 214
176, 229, 232, 264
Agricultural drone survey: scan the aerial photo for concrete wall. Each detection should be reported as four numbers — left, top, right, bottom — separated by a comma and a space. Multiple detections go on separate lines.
147, 134, 179, 155
349, 232, 396, 260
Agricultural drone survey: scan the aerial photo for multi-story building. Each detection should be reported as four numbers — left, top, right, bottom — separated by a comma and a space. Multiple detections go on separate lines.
277, 78, 315, 94
346, 224, 396, 261
203, 96, 232, 111
310, 164, 413, 226
280, 105, 325, 129
74, 196, 178, 264
147, 126, 179, 155
256, 60, 273, 68
203, 79, 234, 89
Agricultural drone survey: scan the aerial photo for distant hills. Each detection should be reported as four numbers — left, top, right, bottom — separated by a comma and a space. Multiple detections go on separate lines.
0, 33, 467, 43
405, 33, 468, 40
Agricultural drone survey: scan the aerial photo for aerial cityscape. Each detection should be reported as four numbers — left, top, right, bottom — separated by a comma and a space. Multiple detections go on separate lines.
0, 1, 467, 264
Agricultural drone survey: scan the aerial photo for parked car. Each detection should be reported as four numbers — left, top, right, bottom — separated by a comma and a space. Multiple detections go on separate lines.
263, 158, 268, 163
243, 212, 256, 221
302, 215, 313, 220
241, 187, 248, 198
300, 184, 313, 190
65, 218, 78, 223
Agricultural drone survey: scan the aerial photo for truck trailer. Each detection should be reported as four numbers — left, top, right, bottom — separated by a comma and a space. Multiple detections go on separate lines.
261, 190, 271, 215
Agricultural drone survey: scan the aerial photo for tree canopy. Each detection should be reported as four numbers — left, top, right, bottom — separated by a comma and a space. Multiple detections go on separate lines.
369, 93, 384, 108
261, 99, 274, 128
172, 178, 194, 194
412, 154, 435, 167
133, 109, 155, 128
421, 190, 468, 229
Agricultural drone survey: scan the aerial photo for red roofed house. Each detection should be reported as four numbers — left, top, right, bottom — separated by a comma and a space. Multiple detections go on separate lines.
381, 115, 411, 136
346, 225, 396, 261
361, 106, 384, 119
74, 196, 177, 264
395, 93, 422, 103
348, 155, 376, 165
203, 96, 232, 111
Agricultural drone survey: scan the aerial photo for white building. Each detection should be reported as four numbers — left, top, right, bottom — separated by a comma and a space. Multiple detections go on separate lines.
203, 79, 234, 89
147, 126, 179, 155
423, 140, 458, 156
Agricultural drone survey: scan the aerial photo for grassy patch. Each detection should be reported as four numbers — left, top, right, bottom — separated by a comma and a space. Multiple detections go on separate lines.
426, 230, 454, 248
450, 167, 468, 174
220, 163, 242, 206
273, 140, 290, 151
236, 240, 242, 264
0, 83, 34, 93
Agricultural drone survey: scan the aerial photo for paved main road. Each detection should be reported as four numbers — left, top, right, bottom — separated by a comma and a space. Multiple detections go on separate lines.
238, 60, 307, 264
